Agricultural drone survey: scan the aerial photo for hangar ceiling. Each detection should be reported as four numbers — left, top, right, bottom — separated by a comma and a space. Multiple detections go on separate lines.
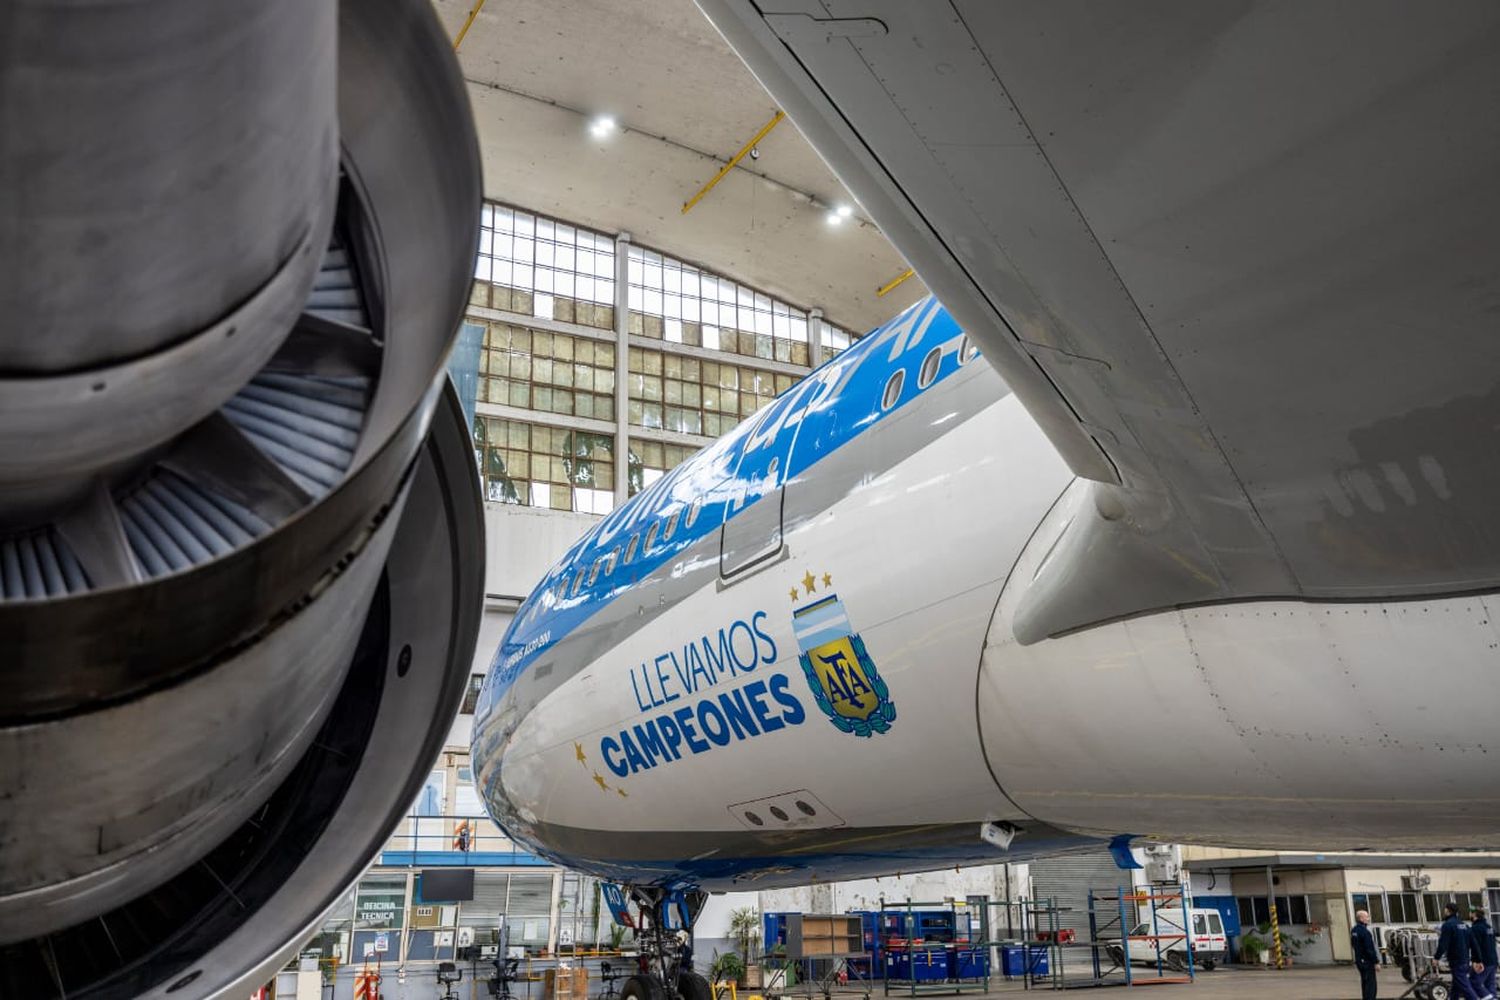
429, 0, 928, 334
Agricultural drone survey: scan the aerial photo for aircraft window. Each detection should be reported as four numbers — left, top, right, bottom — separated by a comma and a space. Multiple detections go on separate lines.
769, 805, 788, 821
588, 559, 602, 587
918, 346, 942, 389
959, 335, 980, 364
570, 572, 583, 598
603, 550, 617, 577
663, 509, 681, 542
685, 497, 703, 528
624, 534, 640, 564
882, 369, 905, 410
794, 799, 816, 816
644, 521, 660, 553
744, 811, 764, 826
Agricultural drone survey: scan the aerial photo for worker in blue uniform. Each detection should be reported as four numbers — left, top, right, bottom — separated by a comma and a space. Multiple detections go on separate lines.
1436, 902, 1488, 1000
1473, 909, 1498, 1000
1351, 908, 1380, 1000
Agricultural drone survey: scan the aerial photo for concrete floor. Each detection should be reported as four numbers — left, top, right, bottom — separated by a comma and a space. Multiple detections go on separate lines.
962, 965, 1421, 997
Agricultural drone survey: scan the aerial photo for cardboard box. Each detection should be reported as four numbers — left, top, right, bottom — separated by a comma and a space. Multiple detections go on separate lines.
544, 967, 590, 1000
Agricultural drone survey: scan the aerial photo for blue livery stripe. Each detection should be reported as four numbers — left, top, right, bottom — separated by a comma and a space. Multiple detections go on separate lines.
479, 295, 973, 713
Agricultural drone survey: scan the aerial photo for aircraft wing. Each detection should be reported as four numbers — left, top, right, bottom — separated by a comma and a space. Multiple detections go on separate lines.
696, 0, 1500, 639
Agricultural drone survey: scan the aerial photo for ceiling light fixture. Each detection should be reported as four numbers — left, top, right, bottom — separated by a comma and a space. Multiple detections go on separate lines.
825, 209, 845, 226
836, 204, 854, 219
589, 115, 617, 139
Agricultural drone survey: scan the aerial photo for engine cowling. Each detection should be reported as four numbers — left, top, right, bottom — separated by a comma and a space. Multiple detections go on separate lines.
0, 1, 484, 995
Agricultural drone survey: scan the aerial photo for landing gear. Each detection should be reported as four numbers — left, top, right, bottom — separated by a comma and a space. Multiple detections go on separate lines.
678, 971, 712, 1000
617, 887, 710, 1000
622, 976, 666, 1000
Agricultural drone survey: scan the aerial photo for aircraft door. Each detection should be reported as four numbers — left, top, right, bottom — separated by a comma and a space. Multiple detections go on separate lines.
719, 391, 799, 580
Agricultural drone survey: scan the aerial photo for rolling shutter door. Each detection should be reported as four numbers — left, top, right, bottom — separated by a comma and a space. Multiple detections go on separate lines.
1029, 850, 1131, 943
460, 872, 509, 925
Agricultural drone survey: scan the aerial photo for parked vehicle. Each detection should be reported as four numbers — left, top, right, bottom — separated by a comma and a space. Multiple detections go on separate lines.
1105, 909, 1227, 972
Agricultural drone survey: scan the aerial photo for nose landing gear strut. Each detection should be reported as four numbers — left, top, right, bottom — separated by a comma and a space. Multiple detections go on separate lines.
615, 886, 714, 1000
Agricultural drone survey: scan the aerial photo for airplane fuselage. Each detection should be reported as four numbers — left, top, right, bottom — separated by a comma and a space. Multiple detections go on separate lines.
473, 296, 1500, 891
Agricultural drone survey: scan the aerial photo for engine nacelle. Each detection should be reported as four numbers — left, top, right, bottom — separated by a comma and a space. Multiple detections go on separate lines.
0, 2, 484, 995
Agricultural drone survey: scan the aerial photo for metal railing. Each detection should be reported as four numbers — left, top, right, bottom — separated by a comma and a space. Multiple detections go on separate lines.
381, 813, 548, 867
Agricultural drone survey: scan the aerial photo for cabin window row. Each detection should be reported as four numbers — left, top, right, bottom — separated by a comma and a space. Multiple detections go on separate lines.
551, 497, 708, 600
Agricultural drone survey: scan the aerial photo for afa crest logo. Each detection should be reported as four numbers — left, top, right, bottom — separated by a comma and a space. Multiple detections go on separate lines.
790, 571, 896, 738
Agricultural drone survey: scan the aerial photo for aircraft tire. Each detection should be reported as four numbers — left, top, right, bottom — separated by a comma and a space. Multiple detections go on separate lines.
622, 974, 667, 1000
679, 971, 712, 1000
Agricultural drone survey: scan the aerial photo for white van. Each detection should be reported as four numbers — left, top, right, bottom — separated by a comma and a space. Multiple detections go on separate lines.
1106, 908, 1228, 971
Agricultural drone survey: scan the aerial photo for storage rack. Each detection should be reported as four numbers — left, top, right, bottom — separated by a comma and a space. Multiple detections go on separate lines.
767, 913, 871, 1000
879, 899, 993, 997
1086, 885, 1196, 987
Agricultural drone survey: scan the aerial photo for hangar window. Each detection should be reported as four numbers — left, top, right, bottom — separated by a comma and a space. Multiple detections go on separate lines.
623, 534, 640, 565
1388, 891, 1420, 922
1424, 892, 1488, 922
474, 416, 614, 514
627, 246, 810, 366
631, 439, 695, 495
481, 324, 617, 422
476, 205, 616, 330
882, 369, 905, 411
918, 346, 942, 389
628, 349, 780, 440
460, 674, 485, 714
1235, 894, 1309, 926
822, 323, 853, 360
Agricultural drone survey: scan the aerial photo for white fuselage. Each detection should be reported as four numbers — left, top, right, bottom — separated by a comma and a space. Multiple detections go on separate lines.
473, 297, 1500, 890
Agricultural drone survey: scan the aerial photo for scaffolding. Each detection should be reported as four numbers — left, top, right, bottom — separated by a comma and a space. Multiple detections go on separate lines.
1087, 886, 1196, 987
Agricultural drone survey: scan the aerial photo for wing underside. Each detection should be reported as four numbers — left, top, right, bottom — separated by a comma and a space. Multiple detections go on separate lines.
696, 0, 1500, 639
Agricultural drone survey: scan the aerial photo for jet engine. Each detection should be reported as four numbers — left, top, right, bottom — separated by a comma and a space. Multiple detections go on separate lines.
0, 0, 483, 995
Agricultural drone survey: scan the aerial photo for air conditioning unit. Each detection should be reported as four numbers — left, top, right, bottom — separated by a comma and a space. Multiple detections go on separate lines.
1403, 875, 1432, 891
1145, 859, 1181, 884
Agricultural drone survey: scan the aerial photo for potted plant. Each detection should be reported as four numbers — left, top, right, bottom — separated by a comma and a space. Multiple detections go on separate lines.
728, 907, 761, 987
1238, 928, 1266, 966
710, 950, 746, 987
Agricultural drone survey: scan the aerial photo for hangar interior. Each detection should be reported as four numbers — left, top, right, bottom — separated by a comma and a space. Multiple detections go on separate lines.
274, 1, 1500, 995
5, 1, 1499, 1000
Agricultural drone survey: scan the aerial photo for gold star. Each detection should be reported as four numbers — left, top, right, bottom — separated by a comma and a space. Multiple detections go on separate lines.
802, 571, 817, 594
593, 772, 609, 791
789, 587, 800, 602
574, 742, 587, 764
617, 787, 628, 799
823, 572, 832, 587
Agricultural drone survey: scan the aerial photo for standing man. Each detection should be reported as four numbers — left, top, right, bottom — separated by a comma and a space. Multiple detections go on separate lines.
1437, 902, 1486, 1000
1473, 909, 1498, 1000
1352, 909, 1380, 1000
